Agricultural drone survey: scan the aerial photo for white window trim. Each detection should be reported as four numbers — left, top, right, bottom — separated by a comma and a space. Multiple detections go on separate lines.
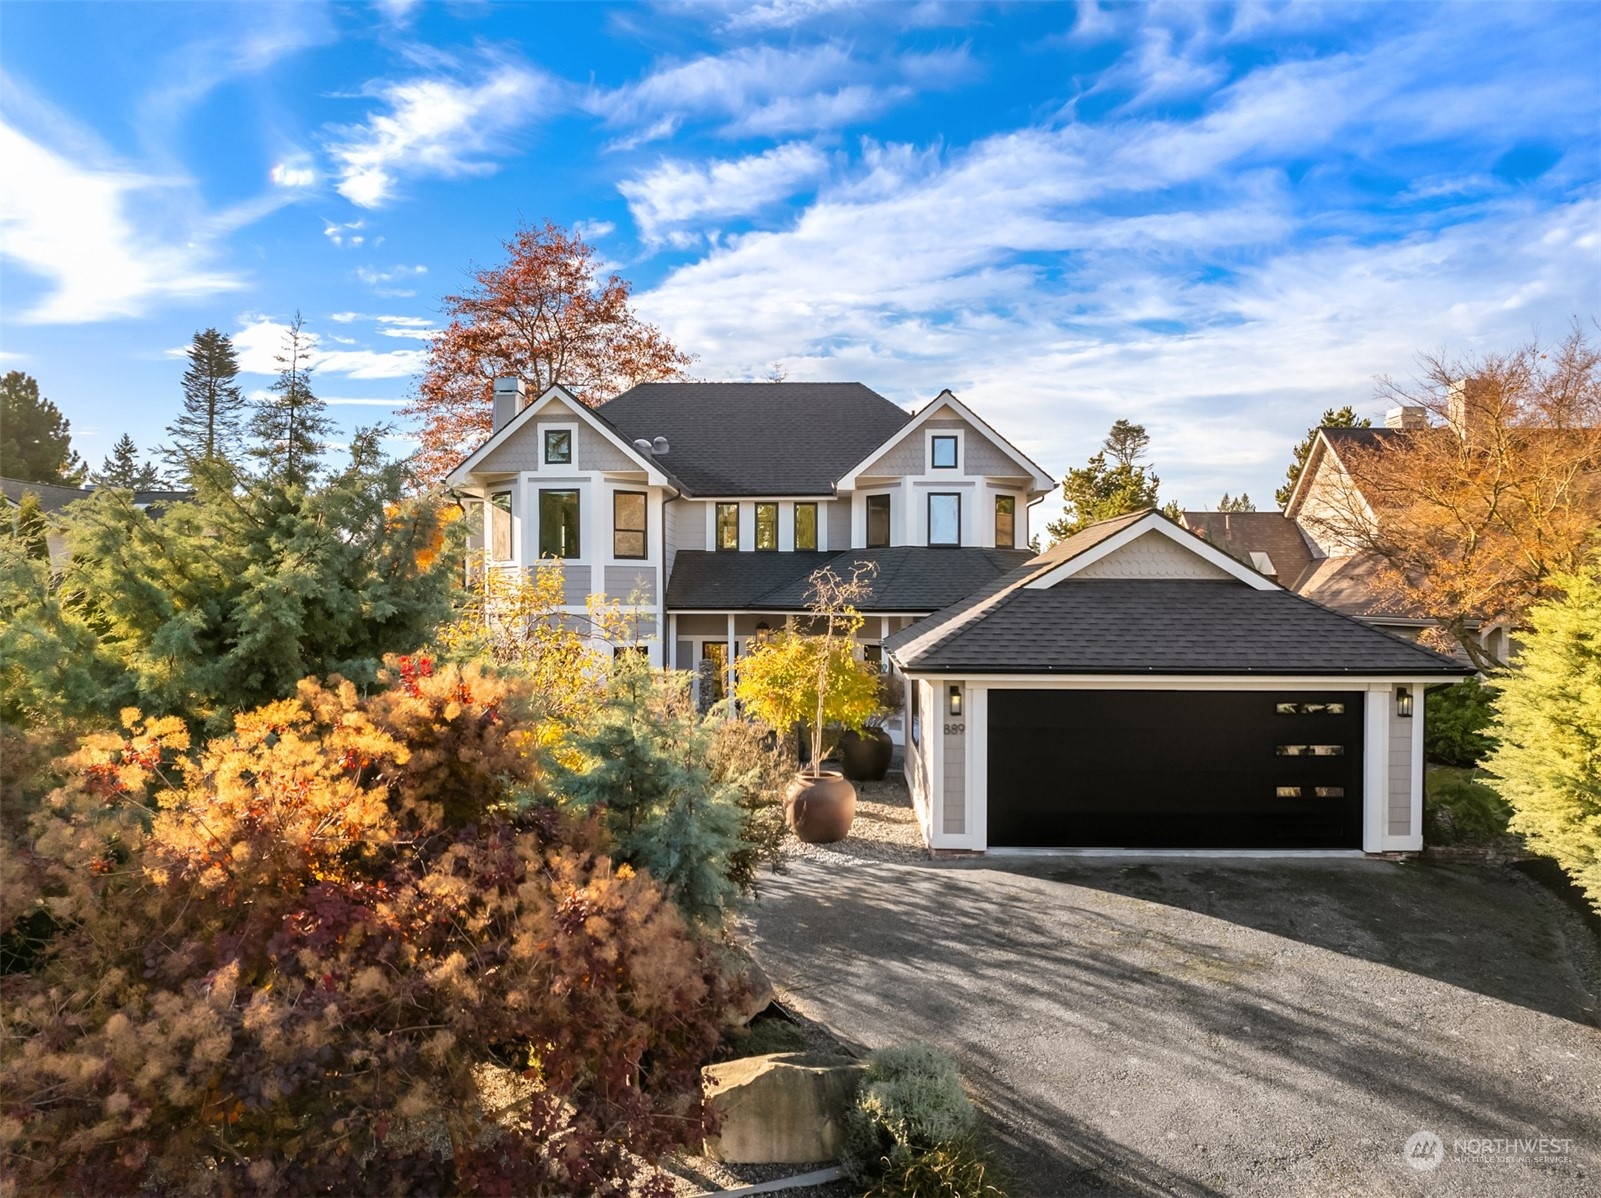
928, 491, 962, 547
928, 428, 963, 471
540, 421, 579, 469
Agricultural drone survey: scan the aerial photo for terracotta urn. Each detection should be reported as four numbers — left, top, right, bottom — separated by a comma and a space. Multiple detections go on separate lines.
838, 727, 893, 781
785, 770, 857, 843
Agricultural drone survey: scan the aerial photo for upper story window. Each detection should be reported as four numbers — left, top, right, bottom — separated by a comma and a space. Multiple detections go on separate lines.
539, 489, 580, 558
544, 429, 572, 465
995, 494, 1016, 549
928, 493, 960, 546
715, 502, 739, 551
794, 502, 818, 551
931, 435, 958, 469
613, 491, 647, 559
755, 503, 778, 551
866, 494, 891, 548
490, 491, 513, 562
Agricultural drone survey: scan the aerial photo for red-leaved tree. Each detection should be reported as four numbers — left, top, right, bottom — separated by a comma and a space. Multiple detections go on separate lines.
405, 220, 692, 484
0, 657, 730, 1195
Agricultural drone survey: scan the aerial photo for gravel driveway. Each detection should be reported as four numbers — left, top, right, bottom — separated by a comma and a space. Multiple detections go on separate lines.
746, 852, 1601, 1197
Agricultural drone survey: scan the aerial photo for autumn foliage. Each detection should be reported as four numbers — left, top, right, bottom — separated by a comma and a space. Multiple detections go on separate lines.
0, 658, 731, 1195
406, 220, 692, 484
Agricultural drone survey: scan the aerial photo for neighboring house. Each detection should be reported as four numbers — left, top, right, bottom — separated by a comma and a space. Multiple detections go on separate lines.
1, 476, 191, 568
885, 509, 1471, 855
445, 380, 1055, 734
1178, 407, 1511, 661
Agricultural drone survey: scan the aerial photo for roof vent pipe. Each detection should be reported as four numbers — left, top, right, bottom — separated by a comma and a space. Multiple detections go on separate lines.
492, 377, 527, 432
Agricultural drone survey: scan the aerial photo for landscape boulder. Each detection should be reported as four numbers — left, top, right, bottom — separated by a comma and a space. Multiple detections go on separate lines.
702, 1052, 866, 1164
720, 949, 776, 1028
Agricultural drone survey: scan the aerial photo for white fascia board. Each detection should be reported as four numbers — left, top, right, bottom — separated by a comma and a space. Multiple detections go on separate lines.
1024, 513, 1278, 591
893, 673, 1464, 688
836, 390, 1054, 494
446, 384, 673, 490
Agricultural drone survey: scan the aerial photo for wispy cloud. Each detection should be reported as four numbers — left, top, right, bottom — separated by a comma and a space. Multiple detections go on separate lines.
326, 61, 551, 207
0, 118, 243, 323
232, 316, 428, 380
621, 142, 830, 244
590, 44, 969, 143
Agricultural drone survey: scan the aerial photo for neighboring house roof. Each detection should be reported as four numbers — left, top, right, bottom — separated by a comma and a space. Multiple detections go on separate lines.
1179, 511, 1318, 586
885, 509, 1468, 677
0, 477, 190, 513
596, 382, 911, 496
665, 546, 1033, 612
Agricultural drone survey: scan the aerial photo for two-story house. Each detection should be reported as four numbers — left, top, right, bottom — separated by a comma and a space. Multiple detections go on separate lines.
445, 379, 1055, 726
446, 382, 1471, 857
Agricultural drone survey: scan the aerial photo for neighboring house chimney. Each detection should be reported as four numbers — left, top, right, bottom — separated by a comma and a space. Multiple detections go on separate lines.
1446, 377, 1494, 448
492, 377, 527, 432
1384, 405, 1427, 429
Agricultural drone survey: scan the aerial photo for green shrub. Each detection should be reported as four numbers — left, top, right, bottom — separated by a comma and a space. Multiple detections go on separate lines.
1425, 678, 1498, 767
843, 1044, 979, 1186
1424, 767, 1512, 844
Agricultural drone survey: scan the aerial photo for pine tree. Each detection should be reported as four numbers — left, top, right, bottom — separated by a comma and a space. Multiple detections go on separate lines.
11, 491, 52, 561
249, 313, 332, 486
556, 658, 745, 925
167, 327, 246, 470
1217, 492, 1256, 512
96, 434, 163, 489
1275, 405, 1370, 509
1045, 420, 1162, 541
0, 372, 84, 485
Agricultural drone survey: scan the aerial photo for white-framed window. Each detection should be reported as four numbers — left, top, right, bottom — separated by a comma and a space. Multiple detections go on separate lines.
613, 490, 647, 559
995, 494, 1016, 548
866, 493, 892, 548
489, 490, 513, 562
931, 434, 958, 469
928, 492, 961, 546
543, 428, 573, 465
794, 502, 818, 551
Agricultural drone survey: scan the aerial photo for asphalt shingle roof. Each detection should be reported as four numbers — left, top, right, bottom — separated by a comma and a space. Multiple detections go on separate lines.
596, 382, 911, 496
665, 546, 1034, 612
886, 578, 1469, 675
1179, 511, 1317, 585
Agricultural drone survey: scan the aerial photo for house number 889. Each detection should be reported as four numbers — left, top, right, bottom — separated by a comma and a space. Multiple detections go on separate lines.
943, 722, 965, 736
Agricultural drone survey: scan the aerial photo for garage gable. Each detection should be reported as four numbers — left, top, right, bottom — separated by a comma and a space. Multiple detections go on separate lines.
1026, 512, 1273, 590
1072, 529, 1237, 581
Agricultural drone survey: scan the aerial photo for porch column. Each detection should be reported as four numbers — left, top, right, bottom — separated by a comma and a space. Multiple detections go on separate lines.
726, 613, 737, 700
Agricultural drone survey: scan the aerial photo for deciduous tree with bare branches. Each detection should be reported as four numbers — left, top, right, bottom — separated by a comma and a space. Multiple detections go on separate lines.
405, 220, 692, 484
1305, 325, 1601, 667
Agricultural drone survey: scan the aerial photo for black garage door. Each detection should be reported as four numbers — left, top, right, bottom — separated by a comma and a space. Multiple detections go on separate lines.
987, 690, 1364, 849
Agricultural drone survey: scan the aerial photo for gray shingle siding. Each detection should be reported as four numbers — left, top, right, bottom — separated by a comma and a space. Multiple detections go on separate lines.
943, 693, 966, 835
605, 565, 657, 603
1389, 700, 1414, 836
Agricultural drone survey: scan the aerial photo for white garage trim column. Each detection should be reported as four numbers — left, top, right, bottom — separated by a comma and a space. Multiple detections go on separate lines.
965, 684, 988, 850
1363, 685, 1390, 854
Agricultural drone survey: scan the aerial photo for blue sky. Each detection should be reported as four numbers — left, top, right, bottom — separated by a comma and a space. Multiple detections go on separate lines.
1, 1, 1597, 523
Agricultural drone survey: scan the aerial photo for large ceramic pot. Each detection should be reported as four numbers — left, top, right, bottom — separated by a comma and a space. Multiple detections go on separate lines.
785, 771, 857, 844
838, 727, 893, 782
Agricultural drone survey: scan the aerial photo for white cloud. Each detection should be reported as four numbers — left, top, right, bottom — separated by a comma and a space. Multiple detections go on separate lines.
326, 63, 549, 207
621, 143, 830, 243
270, 156, 316, 188
324, 219, 365, 246
0, 120, 243, 323
232, 316, 427, 380
355, 264, 429, 287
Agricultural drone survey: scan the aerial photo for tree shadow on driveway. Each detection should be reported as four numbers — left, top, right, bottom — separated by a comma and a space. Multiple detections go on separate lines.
748, 858, 1601, 1197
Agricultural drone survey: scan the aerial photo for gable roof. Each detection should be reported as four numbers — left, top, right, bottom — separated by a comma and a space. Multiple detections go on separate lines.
835, 388, 1054, 495
1283, 425, 1408, 517
596, 382, 911, 496
885, 579, 1471, 676
1, 477, 192, 514
447, 384, 673, 489
665, 545, 1033, 612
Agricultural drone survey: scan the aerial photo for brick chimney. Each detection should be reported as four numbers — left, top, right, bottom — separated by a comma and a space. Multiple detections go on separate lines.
1384, 405, 1427, 429
492, 377, 528, 432
1446, 377, 1495, 448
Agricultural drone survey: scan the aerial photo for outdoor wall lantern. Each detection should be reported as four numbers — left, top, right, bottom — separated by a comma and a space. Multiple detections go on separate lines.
949, 685, 963, 717
1396, 686, 1414, 718
754, 621, 772, 644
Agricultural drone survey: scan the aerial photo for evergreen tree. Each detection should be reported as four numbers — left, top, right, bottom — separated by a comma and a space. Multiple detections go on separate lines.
1045, 420, 1162, 541
167, 327, 246, 470
249, 313, 332, 485
1275, 405, 1370, 509
95, 434, 163, 489
555, 658, 746, 925
1485, 561, 1601, 911
11, 491, 52, 562
0, 372, 84, 485
1217, 492, 1256, 512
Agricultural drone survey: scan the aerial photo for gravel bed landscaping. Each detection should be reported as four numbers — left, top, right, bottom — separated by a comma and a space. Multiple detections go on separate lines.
782, 771, 929, 866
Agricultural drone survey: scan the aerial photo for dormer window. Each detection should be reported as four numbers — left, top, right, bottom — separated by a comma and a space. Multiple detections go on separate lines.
995, 495, 1016, 549
931, 435, 958, 469
755, 503, 778, 551
795, 502, 818, 551
715, 503, 739, 551
544, 429, 572, 465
